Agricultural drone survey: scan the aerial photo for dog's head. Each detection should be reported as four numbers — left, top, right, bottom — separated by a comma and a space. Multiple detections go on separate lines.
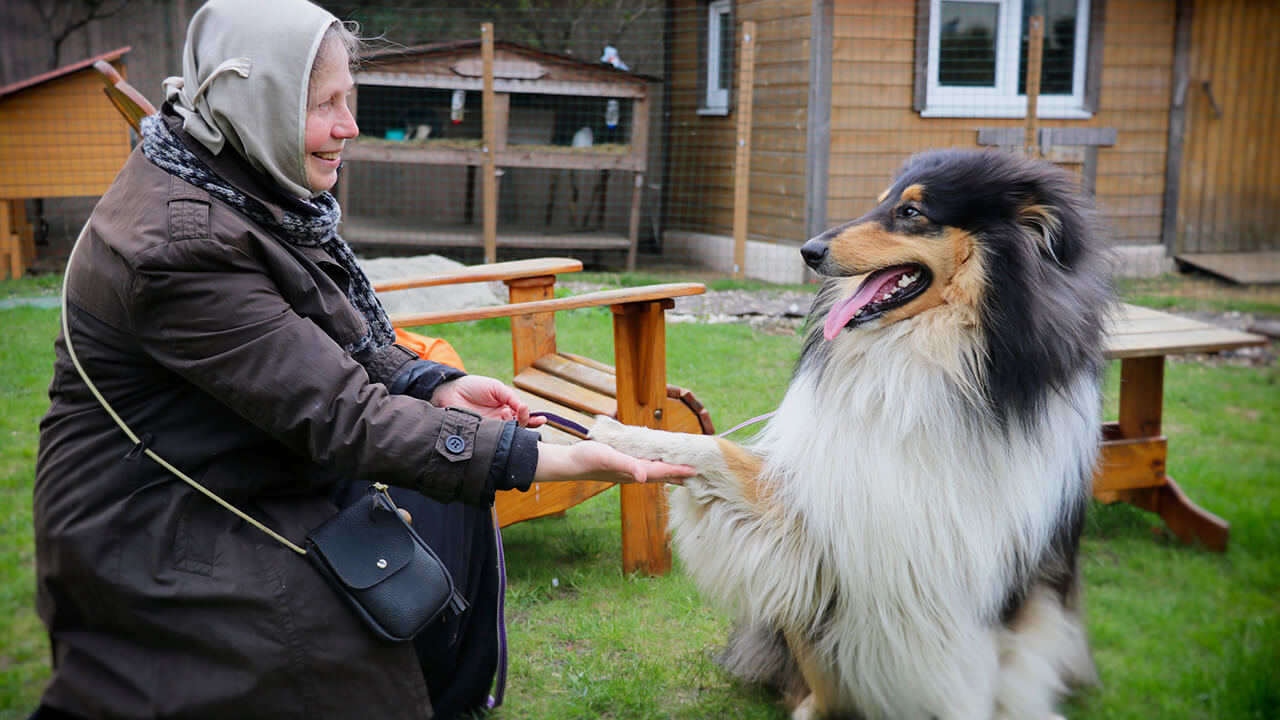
801, 149, 1114, 423
804, 149, 1105, 338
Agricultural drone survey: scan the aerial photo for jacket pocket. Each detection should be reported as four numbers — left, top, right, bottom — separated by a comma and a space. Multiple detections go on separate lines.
173, 490, 216, 576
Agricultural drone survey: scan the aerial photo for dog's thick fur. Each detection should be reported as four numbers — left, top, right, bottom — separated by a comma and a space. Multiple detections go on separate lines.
591, 150, 1114, 719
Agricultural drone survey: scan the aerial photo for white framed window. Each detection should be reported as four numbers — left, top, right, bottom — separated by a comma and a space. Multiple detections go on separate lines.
700, 0, 732, 115
922, 0, 1092, 118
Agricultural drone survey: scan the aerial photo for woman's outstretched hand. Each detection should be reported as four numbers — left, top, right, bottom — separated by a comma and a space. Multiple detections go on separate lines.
533, 440, 697, 485
432, 376, 547, 428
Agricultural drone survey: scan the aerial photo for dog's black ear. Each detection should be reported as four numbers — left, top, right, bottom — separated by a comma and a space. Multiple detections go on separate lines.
1018, 202, 1066, 269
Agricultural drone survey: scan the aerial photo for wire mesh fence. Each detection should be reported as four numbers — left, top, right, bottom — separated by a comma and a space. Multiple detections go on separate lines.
0, 0, 1277, 309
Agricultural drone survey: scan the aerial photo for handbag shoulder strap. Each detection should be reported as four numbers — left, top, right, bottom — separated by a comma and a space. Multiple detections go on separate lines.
59, 227, 307, 556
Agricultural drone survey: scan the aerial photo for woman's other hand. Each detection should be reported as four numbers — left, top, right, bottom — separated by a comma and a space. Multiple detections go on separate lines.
432, 376, 547, 428
533, 441, 696, 485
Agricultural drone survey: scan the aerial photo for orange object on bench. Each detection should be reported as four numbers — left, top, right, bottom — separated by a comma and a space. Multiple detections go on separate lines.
395, 328, 465, 371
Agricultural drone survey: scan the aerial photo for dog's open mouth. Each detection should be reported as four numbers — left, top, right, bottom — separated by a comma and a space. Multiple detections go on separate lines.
823, 264, 931, 340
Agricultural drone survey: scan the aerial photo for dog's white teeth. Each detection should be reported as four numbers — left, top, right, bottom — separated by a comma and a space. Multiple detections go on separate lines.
897, 276, 911, 288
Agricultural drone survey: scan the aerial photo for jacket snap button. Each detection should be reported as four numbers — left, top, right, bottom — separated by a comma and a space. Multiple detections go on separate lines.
444, 434, 466, 454
376, 558, 388, 569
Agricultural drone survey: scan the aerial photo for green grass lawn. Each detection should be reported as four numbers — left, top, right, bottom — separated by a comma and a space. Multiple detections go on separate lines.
1, 274, 1276, 719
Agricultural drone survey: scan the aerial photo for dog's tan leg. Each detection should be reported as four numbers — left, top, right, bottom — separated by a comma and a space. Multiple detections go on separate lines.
784, 631, 842, 720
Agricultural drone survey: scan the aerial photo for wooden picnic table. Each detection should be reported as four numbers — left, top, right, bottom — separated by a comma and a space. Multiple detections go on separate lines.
1097, 303, 1269, 551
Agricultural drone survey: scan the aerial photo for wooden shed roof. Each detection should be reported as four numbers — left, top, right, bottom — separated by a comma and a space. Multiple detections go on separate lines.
0, 46, 131, 99
361, 39, 658, 84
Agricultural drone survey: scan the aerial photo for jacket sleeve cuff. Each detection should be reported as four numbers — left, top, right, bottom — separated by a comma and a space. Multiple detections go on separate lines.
389, 359, 467, 401
491, 425, 539, 495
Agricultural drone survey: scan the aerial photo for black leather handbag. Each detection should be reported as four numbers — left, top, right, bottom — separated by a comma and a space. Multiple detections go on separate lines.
305, 483, 467, 642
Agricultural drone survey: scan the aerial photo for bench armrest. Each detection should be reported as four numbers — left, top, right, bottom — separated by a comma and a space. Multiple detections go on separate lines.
371, 257, 583, 293
388, 283, 705, 327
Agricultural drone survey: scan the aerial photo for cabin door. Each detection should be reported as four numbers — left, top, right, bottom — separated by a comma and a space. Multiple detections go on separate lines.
1174, 0, 1280, 259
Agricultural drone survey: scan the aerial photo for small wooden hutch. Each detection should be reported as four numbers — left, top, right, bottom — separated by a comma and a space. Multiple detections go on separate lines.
0, 47, 133, 278
339, 38, 654, 269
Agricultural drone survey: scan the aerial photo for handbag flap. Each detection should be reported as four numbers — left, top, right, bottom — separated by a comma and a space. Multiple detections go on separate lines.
307, 492, 414, 590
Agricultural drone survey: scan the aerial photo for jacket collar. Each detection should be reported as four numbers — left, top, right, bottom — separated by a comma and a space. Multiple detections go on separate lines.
162, 105, 320, 224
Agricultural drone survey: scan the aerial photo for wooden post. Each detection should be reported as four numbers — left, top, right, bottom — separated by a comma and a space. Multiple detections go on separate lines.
626, 95, 650, 272
337, 85, 355, 234
1024, 15, 1044, 155
612, 300, 674, 575
505, 275, 558, 375
627, 173, 644, 272
731, 21, 757, 278
1, 201, 16, 280
0, 200, 30, 280
481, 22, 498, 264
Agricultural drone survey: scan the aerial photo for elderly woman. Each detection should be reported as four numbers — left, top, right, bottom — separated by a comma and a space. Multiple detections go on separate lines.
31, 1, 691, 717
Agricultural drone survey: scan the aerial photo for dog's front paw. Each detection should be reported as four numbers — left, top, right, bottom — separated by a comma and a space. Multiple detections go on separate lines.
586, 415, 628, 445
587, 415, 667, 459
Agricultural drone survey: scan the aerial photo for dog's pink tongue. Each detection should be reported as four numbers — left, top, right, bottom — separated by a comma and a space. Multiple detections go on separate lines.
822, 269, 913, 341
823, 280, 884, 341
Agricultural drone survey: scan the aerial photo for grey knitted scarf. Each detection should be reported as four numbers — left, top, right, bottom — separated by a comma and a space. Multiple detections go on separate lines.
139, 113, 394, 356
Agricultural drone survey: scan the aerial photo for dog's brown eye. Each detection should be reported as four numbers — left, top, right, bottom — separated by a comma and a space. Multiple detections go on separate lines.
899, 205, 920, 219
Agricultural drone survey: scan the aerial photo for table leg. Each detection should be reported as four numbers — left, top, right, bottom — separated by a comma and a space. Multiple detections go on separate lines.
1111, 356, 1229, 550
612, 300, 673, 575
1118, 356, 1163, 439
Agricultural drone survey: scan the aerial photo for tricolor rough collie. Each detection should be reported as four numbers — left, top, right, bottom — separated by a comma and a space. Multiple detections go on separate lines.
592, 149, 1114, 719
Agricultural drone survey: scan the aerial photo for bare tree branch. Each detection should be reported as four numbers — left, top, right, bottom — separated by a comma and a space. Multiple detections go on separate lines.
25, 0, 134, 69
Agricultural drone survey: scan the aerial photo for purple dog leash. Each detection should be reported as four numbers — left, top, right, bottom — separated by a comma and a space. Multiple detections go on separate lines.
486, 509, 508, 709
531, 410, 775, 439
529, 411, 591, 438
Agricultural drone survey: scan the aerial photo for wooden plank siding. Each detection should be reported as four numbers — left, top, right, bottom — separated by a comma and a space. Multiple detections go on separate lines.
824, 0, 1179, 245
664, 0, 812, 245
1176, 0, 1280, 254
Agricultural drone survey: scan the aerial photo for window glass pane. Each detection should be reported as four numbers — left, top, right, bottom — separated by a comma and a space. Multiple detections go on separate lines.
939, 1, 999, 87
1019, 0, 1077, 95
717, 10, 733, 91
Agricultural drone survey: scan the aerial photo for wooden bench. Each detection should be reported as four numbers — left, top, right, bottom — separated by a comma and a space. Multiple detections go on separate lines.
1097, 303, 1268, 550
373, 258, 709, 575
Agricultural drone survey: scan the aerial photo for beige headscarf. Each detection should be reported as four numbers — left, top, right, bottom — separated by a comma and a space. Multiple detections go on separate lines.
163, 0, 338, 199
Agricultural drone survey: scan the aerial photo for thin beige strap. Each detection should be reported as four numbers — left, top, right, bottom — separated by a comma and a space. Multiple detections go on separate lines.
60, 226, 307, 555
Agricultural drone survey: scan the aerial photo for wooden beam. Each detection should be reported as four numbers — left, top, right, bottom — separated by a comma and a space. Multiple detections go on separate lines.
806, 0, 833, 240
388, 282, 704, 327
1094, 436, 1168, 492
1, 201, 16, 280
481, 22, 498, 263
625, 94, 650, 272
612, 300, 673, 575
912, 0, 931, 112
1024, 15, 1044, 155
732, 21, 757, 278
371, 257, 582, 293
1162, 0, 1194, 256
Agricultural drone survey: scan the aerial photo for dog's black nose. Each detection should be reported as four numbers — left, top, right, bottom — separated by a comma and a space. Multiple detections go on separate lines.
800, 239, 828, 270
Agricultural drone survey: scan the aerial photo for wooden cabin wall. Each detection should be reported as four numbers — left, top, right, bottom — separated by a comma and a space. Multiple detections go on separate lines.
827, 0, 1177, 246
664, 0, 812, 246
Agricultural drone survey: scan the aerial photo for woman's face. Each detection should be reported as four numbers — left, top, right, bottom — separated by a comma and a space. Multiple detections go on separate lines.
304, 42, 358, 193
